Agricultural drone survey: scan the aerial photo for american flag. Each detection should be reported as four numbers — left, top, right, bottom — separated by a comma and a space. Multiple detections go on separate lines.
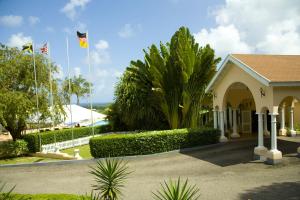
40, 43, 48, 54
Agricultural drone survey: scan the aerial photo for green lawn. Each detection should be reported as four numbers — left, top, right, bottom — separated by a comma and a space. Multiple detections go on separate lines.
61, 145, 92, 159
0, 156, 59, 165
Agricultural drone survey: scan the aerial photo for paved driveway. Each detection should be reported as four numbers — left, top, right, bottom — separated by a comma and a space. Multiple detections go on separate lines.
0, 139, 299, 200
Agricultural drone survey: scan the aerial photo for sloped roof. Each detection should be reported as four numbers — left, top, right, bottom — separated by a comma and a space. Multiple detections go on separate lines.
206, 54, 300, 92
232, 54, 300, 82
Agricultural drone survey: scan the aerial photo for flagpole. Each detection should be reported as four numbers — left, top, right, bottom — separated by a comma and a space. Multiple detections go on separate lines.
48, 42, 56, 145
66, 37, 74, 147
86, 31, 94, 137
32, 42, 41, 152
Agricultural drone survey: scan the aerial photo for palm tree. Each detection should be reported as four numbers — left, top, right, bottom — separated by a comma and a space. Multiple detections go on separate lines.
89, 158, 131, 200
153, 178, 200, 200
117, 27, 220, 129
63, 75, 91, 105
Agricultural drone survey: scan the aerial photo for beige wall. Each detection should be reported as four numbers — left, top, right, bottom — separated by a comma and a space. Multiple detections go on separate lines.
212, 61, 274, 112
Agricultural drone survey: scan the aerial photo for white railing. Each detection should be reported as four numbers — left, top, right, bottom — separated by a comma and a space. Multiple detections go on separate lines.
41, 134, 103, 153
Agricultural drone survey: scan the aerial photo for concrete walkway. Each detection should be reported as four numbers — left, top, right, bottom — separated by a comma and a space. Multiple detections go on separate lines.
0, 139, 299, 200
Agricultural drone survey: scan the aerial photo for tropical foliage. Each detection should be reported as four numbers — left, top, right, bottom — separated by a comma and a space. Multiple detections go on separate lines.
153, 178, 200, 200
109, 27, 220, 130
62, 75, 91, 105
89, 158, 131, 200
0, 44, 64, 140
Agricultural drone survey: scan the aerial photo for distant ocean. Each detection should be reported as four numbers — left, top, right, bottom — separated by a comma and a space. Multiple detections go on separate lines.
80, 102, 111, 108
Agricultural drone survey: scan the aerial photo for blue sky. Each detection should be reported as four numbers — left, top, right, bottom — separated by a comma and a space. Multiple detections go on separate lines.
1, 0, 300, 103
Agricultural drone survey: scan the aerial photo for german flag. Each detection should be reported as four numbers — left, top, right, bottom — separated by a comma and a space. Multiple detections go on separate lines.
77, 31, 88, 48
22, 43, 33, 53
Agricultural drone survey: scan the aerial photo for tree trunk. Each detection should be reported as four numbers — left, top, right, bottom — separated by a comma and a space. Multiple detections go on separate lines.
76, 94, 80, 105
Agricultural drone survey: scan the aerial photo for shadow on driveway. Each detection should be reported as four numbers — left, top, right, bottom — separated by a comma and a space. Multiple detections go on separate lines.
180, 138, 299, 167
238, 181, 300, 200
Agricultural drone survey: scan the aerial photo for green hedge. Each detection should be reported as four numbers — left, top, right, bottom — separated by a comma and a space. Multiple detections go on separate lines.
23, 124, 111, 152
0, 140, 29, 159
90, 128, 220, 158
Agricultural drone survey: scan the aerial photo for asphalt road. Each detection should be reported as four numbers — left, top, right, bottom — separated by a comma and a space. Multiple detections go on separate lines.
1, 138, 299, 200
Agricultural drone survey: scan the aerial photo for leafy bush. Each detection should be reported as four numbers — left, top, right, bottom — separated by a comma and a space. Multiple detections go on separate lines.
90, 128, 220, 158
0, 140, 29, 159
23, 125, 111, 152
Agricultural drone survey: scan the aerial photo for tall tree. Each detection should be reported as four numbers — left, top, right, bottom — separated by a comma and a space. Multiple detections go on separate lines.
63, 75, 91, 105
110, 27, 220, 130
0, 44, 64, 140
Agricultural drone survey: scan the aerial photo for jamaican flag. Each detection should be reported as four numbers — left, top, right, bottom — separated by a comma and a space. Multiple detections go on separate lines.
77, 31, 88, 48
22, 43, 33, 53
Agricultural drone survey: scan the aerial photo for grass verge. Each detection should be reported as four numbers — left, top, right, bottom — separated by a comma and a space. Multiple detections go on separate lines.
61, 145, 92, 159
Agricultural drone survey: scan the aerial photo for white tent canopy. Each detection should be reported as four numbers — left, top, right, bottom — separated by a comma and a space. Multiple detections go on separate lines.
62, 104, 106, 126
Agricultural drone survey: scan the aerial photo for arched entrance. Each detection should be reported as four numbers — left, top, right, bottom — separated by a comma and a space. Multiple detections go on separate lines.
222, 82, 258, 138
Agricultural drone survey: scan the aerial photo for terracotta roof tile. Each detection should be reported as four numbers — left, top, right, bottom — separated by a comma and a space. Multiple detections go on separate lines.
231, 54, 300, 82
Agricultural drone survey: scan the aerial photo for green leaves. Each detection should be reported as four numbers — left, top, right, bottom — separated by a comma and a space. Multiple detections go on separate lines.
109, 26, 220, 130
153, 178, 200, 200
89, 158, 131, 200
0, 44, 65, 140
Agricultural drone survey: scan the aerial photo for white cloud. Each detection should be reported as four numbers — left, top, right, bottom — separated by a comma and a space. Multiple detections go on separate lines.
0, 15, 23, 27
74, 67, 81, 77
194, 24, 252, 57
54, 64, 64, 80
45, 26, 55, 32
90, 50, 110, 65
28, 16, 40, 26
194, 0, 300, 57
118, 24, 142, 38
7, 33, 32, 49
88, 40, 110, 65
95, 40, 109, 50
61, 0, 90, 20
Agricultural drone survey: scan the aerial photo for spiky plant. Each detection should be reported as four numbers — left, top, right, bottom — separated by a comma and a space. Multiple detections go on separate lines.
80, 191, 102, 200
89, 158, 131, 200
0, 181, 27, 200
153, 178, 200, 200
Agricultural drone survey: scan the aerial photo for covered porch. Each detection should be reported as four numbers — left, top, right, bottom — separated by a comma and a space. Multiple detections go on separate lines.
206, 54, 300, 164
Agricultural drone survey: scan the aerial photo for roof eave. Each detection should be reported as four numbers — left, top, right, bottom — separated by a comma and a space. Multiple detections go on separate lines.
269, 81, 300, 87
205, 54, 271, 93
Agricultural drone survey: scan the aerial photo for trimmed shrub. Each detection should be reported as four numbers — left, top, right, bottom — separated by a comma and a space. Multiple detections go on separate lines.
23, 125, 112, 152
0, 140, 29, 158
90, 128, 220, 158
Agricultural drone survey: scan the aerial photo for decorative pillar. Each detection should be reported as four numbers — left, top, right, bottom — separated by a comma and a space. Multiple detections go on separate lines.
279, 104, 287, 136
228, 107, 232, 129
231, 108, 240, 138
219, 111, 228, 142
266, 112, 282, 164
224, 109, 228, 132
213, 110, 218, 129
263, 112, 270, 136
254, 113, 268, 160
290, 107, 296, 137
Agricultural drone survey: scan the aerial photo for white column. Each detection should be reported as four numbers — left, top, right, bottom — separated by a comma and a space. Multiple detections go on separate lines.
290, 107, 296, 136
228, 107, 232, 129
224, 109, 228, 132
213, 110, 218, 129
254, 113, 267, 159
266, 113, 282, 164
279, 104, 287, 136
231, 108, 240, 138
219, 111, 228, 142
263, 112, 270, 136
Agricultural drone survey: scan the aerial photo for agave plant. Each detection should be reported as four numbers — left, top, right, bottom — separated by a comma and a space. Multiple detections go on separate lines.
89, 158, 131, 200
153, 178, 200, 200
0, 181, 27, 200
